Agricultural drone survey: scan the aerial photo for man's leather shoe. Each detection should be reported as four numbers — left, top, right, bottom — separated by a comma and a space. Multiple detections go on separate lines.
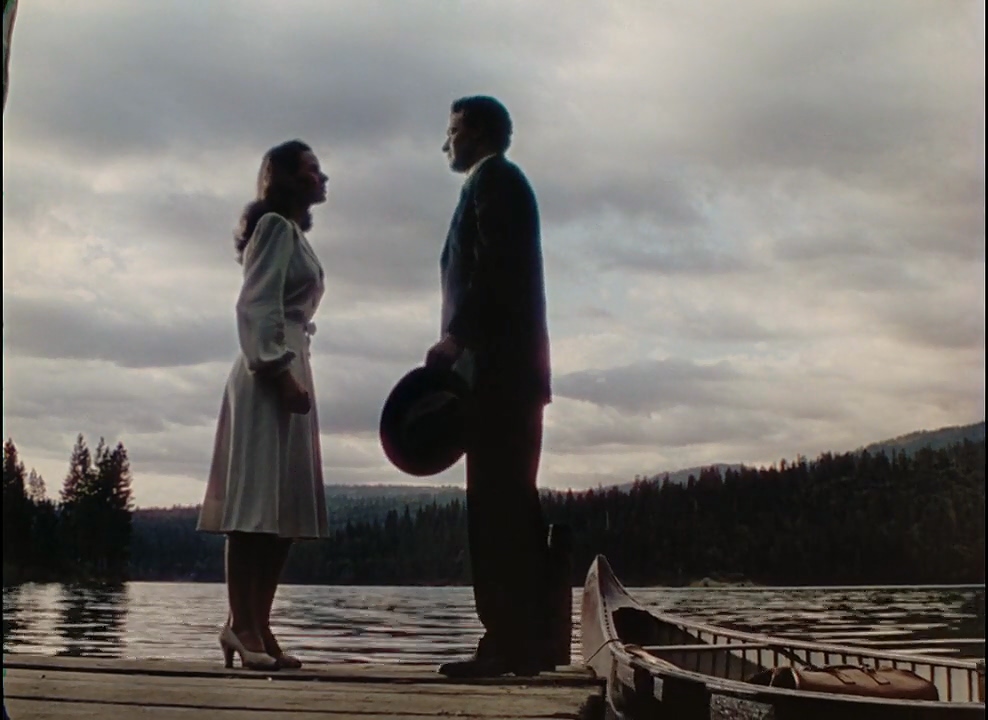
437, 655, 542, 678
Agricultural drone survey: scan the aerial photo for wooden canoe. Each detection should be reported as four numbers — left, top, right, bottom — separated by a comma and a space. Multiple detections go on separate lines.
580, 554, 985, 719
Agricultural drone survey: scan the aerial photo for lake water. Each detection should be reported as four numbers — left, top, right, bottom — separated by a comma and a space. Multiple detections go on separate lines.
3, 582, 984, 665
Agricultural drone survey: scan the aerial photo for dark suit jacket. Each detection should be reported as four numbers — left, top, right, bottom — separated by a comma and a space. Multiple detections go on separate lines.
440, 154, 551, 405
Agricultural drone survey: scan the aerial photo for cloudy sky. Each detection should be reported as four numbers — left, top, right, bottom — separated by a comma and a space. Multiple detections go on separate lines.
2, 0, 984, 508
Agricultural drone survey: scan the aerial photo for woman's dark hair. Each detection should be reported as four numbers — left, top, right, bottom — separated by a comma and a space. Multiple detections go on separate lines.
234, 139, 314, 263
451, 96, 513, 154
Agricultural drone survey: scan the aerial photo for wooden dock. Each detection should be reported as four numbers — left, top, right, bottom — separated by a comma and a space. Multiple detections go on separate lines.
2, 653, 605, 720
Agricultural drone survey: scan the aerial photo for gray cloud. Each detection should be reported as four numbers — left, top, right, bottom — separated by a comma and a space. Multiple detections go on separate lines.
3, 292, 434, 371
314, 357, 406, 436
661, 308, 782, 345
881, 298, 985, 352
554, 359, 738, 415
2, 358, 223, 440
551, 352, 927, 452
3, 296, 236, 368
547, 404, 779, 455
2, 0, 982, 505
5, 1, 590, 161
600, 243, 753, 277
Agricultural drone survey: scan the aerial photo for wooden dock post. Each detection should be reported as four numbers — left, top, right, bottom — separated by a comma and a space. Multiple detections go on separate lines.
547, 523, 573, 667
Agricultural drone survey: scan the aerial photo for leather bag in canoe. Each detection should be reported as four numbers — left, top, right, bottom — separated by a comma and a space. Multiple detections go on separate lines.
748, 664, 939, 701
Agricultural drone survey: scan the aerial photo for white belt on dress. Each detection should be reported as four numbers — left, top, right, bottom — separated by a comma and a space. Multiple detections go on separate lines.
285, 315, 316, 355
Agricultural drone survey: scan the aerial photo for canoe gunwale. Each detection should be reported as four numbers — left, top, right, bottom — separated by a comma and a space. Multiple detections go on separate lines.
638, 604, 982, 672
580, 553, 986, 716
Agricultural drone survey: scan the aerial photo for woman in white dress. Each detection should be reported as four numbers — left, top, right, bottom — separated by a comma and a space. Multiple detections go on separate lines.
198, 139, 330, 671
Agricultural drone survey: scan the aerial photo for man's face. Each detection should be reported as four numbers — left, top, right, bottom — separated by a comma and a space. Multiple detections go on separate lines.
442, 111, 481, 173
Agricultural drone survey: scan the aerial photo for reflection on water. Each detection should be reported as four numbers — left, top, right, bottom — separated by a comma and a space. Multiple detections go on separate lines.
3, 582, 984, 664
55, 584, 129, 657
3, 583, 129, 658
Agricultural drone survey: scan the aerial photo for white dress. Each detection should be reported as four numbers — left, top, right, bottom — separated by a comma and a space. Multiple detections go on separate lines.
197, 212, 329, 539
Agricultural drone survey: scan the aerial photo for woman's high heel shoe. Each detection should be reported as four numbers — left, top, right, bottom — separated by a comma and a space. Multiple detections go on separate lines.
262, 628, 302, 670
219, 626, 279, 671
272, 651, 303, 670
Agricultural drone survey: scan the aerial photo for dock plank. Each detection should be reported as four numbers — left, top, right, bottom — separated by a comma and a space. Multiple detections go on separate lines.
4, 653, 596, 685
2, 653, 604, 720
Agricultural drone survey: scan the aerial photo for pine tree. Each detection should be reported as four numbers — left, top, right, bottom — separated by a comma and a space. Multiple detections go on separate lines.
94, 440, 134, 576
26, 469, 47, 502
59, 434, 96, 571
60, 434, 94, 505
3, 438, 32, 569
3, 438, 26, 501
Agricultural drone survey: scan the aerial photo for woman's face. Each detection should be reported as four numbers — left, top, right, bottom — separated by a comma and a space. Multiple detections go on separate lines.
297, 151, 328, 205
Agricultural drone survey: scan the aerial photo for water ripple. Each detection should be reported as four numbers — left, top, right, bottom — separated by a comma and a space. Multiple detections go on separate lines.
3, 582, 984, 664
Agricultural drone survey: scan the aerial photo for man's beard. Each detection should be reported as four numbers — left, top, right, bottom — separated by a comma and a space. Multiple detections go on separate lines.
449, 143, 479, 173
449, 154, 471, 173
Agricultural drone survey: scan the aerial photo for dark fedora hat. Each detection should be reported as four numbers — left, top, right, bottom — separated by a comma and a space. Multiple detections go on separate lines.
379, 364, 473, 477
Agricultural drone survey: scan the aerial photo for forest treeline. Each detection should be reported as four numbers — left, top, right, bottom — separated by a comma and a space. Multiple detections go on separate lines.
4, 434, 983, 587
3, 436, 134, 583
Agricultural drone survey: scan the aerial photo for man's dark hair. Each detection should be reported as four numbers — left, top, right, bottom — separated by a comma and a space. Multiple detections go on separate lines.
451, 95, 513, 154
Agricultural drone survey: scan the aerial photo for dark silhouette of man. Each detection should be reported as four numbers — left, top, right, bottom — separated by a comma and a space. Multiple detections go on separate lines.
426, 95, 553, 678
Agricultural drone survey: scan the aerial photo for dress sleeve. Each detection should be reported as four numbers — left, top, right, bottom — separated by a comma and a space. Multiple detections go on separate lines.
235, 212, 297, 376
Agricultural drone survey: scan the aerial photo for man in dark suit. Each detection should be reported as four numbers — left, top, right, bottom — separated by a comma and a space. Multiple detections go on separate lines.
426, 96, 553, 678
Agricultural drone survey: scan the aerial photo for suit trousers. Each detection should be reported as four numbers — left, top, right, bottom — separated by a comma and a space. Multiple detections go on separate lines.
465, 394, 549, 662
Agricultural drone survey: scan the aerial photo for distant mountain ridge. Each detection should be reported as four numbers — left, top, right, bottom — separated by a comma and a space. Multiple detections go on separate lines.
625, 420, 986, 489
324, 484, 461, 501
318, 420, 986, 501
856, 421, 985, 457
133, 421, 985, 513
302, 420, 985, 500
